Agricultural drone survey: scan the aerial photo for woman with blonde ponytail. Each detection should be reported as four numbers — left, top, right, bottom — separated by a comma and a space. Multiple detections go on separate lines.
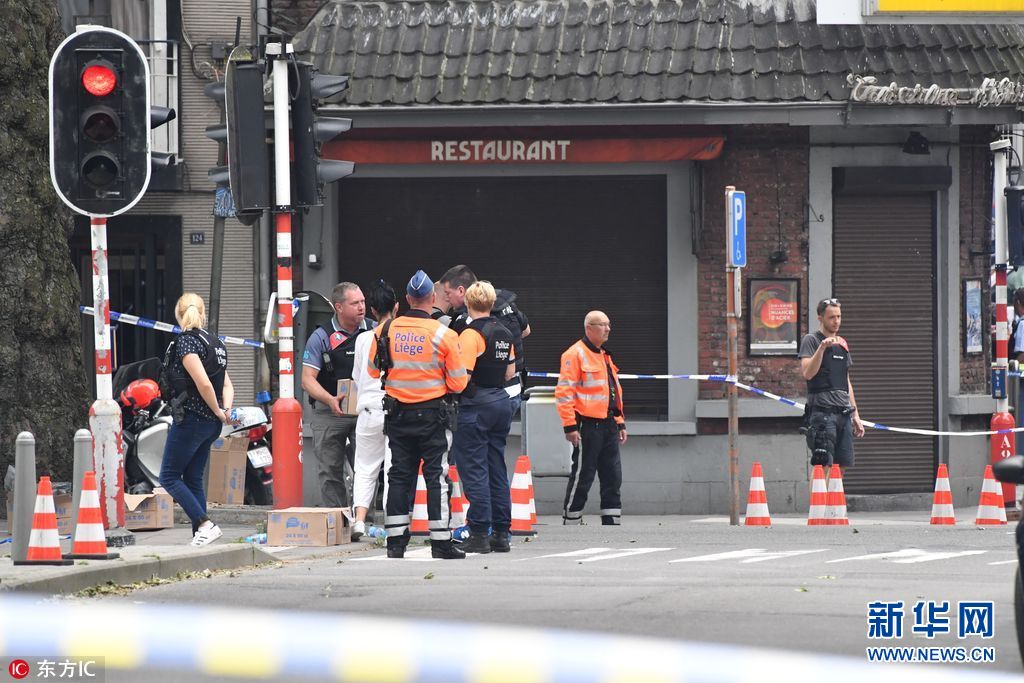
160, 293, 235, 547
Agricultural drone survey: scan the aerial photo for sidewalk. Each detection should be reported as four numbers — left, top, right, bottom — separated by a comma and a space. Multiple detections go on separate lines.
0, 521, 378, 595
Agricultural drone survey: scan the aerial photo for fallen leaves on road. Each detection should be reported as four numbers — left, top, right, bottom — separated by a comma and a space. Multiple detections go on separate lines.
424, 572, 435, 580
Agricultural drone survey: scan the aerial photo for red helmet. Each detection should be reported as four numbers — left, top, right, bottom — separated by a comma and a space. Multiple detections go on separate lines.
120, 379, 161, 410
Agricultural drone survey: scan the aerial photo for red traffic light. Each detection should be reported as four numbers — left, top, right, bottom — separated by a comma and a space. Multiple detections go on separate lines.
82, 63, 116, 96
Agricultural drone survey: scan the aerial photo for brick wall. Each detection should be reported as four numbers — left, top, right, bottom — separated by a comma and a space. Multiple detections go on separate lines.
959, 125, 994, 395
272, 0, 323, 34
697, 125, 810, 402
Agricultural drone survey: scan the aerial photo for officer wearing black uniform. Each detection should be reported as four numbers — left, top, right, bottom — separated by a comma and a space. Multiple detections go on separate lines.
449, 281, 517, 554
798, 298, 865, 472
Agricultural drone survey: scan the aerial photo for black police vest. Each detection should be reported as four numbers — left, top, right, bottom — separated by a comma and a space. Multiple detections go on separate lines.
313, 325, 363, 403
166, 329, 226, 402
467, 317, 514, 389
493, 289, 525, 371
806, 332, 850, 394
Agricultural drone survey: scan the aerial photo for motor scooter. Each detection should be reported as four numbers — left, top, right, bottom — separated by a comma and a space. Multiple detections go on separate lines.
113, 358, 274, 505
992, 455, 1024, 662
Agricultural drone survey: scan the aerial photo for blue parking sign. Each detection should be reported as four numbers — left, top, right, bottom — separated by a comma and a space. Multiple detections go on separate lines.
728, 190, 746, 267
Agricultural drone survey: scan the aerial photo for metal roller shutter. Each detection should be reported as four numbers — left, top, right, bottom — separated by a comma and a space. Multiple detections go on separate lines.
833, 193, 936, 493
335, 175, 668, 416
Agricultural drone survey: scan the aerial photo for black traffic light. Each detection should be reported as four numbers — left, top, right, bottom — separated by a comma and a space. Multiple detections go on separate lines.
291, 62, 354, 209
1007, 186, 1024, 267
49, 26, 172, 216
204, 59, 271, 218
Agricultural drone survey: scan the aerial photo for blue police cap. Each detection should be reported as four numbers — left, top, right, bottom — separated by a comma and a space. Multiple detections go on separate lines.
407, 270, 434, 298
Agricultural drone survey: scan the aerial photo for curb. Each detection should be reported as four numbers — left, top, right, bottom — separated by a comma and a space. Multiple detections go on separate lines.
0, 545, 276, 595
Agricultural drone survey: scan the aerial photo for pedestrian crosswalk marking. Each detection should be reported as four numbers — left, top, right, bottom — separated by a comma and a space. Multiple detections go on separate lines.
350, 548, 439, 562
826, 549, 987, 564
525, 548, 614, 560
669, 549, 827, 564
577, 548, 673, 563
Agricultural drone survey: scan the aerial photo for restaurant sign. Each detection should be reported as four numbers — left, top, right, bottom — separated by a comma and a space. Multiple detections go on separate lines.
848, 74, 1024, 106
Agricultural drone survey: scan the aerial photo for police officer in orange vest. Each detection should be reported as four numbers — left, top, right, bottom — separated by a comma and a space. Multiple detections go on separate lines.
368, 270, 469, 559
556, 310, 627, 526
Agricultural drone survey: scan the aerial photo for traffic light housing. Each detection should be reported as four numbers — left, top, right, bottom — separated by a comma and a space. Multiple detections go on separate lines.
1007, 186, 1024, 267
204, 58, 271, 220
49, 26, 166, 217
291, 62, 354, 209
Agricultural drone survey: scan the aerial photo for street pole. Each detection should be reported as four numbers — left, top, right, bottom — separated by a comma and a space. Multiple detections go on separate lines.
725, 185, 740, 526
267, 39, 303, 508
88, 216, 133, 546
990, 138, 1016, 509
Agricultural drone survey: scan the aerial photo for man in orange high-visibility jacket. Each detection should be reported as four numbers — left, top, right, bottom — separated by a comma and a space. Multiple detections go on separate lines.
368, 270, 469, 559
556, 310, 627, 526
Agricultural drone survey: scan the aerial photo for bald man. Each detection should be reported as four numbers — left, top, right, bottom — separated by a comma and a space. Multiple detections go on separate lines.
555, 311, 627, 525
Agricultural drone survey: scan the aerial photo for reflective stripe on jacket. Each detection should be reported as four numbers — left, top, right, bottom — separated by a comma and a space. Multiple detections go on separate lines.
367, 310, 468, 403
555, 339, 625, 429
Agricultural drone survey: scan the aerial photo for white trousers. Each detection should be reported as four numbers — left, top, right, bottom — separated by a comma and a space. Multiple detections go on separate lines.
353, 409, 391, 510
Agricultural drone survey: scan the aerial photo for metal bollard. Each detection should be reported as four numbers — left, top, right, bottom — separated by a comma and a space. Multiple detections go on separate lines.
69, 429, 93, 540
12, 432, 37, 563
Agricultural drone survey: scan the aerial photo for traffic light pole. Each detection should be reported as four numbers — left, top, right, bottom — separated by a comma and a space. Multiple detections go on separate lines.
990, 138, 1016, 509
88, 217, 133, 546
267, 40, 303, 509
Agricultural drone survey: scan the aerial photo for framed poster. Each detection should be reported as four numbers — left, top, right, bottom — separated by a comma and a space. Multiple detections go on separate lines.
963, 278, 983, 355
748, 278, 800, 356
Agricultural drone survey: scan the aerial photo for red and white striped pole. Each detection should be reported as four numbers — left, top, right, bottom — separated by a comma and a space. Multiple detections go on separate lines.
267, 39, 303, 508
88, 217, 133, 545
990, 140, 1016, 507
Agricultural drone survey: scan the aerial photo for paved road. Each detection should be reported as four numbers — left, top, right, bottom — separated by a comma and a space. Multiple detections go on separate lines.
84, 514, 1022, 676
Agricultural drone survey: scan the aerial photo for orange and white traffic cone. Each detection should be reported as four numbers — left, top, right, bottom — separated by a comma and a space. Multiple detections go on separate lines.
743, 461, 771, 526
14, 476, 73, 566
826, 464, 849, 526
975, 465, 1008, 526
807, 465, 828, 526
448, 464, 468, 530
410, 463, 429, 536
64, 471, 119, 560
510, 455, 535, 536
522, 456, 537, 525
930, 463, 956, 526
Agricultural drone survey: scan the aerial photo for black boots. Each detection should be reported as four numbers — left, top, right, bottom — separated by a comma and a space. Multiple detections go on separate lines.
387, 532, 409, 558
462, 531, 492, 554
489, 530, 511, 553
430, 539, 466, 559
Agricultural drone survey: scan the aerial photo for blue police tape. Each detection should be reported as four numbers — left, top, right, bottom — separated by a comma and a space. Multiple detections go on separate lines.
527, 372, 1024, 437
0, 594, 1016, 682
80, 306, 264, 349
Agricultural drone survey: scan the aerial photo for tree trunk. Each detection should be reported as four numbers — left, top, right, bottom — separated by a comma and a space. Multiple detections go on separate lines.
0, 1, 89, 487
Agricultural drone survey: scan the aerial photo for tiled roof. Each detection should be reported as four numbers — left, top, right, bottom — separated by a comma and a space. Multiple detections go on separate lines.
292, 0, 1024, 106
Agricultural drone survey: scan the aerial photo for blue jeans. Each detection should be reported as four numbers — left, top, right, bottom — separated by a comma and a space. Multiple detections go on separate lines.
451, 397, 514, 532
160, 413, 222, 532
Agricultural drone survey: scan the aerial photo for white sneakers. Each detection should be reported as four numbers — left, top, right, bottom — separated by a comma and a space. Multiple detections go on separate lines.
191, 521, 223, 547
351, 520, 366, 541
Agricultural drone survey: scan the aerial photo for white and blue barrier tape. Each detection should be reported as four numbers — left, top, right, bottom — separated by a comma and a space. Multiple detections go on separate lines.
80, 306, 264, 349
0, 595, 1016, 682
528, 372, 1024, 438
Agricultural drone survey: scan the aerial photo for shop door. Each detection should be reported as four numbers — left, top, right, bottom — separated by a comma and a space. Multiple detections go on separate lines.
833, 193, 936, 493
71, 215, 183, 376
335, 175, 669, 416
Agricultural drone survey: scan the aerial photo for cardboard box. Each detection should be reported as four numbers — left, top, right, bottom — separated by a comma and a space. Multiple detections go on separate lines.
336, 379, 359, 415
6, 492, 72, 536
208, 436, 248, 504
267, 507, 352, 546
124, 488, 175, 530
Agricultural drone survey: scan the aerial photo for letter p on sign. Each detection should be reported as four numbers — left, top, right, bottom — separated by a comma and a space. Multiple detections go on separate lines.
727, 189, 746, 268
